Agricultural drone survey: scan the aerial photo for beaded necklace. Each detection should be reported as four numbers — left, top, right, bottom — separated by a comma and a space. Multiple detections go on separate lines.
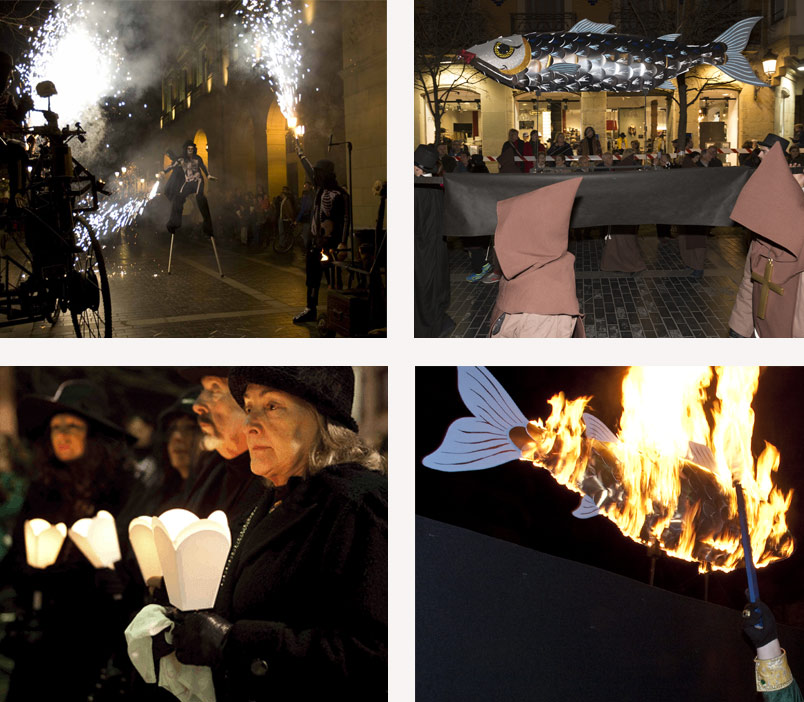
218, 496, 284, 590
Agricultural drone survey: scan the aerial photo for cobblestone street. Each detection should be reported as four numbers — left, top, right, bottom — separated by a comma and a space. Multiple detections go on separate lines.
446, 226, 751, 338
0, 229, 325, 338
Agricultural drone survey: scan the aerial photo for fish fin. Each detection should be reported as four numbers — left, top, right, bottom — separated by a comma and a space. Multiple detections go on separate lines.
572, 495, 601, 519
657, 79, 675, 90
422, 367, 528, 472
714, 16, 768, 87
582, 412, 618, 444
550, 63, 580, 75
569, 19, 615, 34
657, 33, 681, 42
721, 51, 769, 87
687, 441, 717, 472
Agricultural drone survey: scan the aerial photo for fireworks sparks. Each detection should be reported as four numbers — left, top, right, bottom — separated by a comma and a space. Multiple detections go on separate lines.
76, 182, 160, 247
235, 0, 305, 122
18, 1, 131, 126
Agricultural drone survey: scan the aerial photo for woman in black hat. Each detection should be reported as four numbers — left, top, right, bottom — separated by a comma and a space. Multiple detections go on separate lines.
4, 379, 143, 701
169, 366, 387, 701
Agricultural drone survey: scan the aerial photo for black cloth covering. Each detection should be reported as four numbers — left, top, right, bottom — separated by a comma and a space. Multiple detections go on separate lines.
440, 168, 753, 237
214, 463, 387, 701
414, 182, 452, 337
416, 516, 804, 702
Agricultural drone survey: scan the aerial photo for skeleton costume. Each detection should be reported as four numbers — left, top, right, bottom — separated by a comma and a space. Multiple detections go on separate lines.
293, 156, 349, 324
164, 140, 215, 237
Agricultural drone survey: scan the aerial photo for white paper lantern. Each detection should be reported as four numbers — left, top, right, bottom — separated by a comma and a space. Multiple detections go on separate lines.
132, 508, 231, 610
24, 518, 67, 568
68, 510, 122, 569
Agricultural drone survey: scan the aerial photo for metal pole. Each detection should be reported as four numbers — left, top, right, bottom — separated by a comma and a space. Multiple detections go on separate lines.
167, 233, 175, 274
210, 236, 224, 277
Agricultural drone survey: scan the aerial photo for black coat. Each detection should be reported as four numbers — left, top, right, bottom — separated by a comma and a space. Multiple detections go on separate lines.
183, 451, 266, 529
214, 463, 387, 701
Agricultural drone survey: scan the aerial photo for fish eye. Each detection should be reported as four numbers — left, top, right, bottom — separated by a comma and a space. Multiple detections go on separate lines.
493, 42, 516, 59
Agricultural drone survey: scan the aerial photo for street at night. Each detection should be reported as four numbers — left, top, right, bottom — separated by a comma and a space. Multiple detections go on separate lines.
0, 230, 326, 338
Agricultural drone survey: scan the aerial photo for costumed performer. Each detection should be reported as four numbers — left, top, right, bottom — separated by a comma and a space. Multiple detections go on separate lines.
743, 599, 803, 700
164, 366, 387, 700
728, 136, 804, 337
164, 140, 217, 237
489, 178, 585, 337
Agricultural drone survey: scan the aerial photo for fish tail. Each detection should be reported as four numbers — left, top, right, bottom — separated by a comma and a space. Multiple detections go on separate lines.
713, 16, 767, 87
422, 367, 528, 472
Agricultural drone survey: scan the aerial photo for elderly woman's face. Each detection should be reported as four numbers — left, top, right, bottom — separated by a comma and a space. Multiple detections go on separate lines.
243, 385, 319, 485
50, 413, 88, 462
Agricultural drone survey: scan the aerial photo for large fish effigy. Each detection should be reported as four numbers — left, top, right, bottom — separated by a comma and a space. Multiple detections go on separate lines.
422, 367, 794, 572
459, 17, 766, 93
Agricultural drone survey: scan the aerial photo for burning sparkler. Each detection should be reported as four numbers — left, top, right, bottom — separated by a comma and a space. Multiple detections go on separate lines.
18, 1, 130, 126
234, 0, 305, 124
424, 367, 795, 574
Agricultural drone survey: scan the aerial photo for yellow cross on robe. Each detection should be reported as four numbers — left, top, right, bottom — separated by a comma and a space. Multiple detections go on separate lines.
751, 258, 784, 319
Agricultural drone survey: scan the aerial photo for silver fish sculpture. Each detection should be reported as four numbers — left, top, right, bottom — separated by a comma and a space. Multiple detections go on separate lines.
422, 367, 794, 570
458, 17, 766, 93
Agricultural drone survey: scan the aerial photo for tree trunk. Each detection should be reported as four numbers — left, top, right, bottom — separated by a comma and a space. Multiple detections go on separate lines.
676, 72, 688, 155
433, 97, 442, 145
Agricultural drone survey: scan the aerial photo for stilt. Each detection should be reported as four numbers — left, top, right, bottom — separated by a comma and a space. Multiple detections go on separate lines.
210, 236, 224, 277
167, 233, 175, 274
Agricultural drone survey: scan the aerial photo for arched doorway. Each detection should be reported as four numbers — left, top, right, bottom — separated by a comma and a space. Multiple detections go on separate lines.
193, 129, 209, 170
266, 102, 288, 198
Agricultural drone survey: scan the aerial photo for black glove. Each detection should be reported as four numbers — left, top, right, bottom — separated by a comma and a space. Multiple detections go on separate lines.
742, 598, 778, 649
171, 610, 232, 668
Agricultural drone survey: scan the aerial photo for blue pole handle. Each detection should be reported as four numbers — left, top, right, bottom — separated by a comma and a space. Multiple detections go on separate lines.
734, 483, 759, 603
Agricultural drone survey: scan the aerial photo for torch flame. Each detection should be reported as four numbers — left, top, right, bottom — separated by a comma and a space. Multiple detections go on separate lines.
520, 367, 794, 573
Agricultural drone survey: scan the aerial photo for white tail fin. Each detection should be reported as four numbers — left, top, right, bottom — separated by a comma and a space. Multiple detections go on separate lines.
715, 17, 767, 87
422, 367, 527, 471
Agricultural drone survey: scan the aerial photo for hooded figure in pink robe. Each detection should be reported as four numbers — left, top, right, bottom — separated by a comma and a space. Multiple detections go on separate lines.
728, 142, 804, 337
489, 178, 585, 337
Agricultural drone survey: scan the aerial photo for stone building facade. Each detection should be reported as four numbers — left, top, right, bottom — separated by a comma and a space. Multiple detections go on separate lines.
415, 0, 802, 167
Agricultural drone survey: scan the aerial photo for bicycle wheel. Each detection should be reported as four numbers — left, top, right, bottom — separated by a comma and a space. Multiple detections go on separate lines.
273, 220, 295, 253
0, 219, 60, 325
69, 216, 112, 337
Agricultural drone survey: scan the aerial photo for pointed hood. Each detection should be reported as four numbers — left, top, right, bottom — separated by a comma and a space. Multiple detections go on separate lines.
495, 178, 583, 278
491, 177, 583, 326
730, 142, 804, 257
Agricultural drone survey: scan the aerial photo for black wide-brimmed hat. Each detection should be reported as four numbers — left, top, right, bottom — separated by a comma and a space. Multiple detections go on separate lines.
228, 367, 358, 433
758, 133, 790, 152
18, 379, 134, 442
157, 388, 200, 435
414, 144, 438, 174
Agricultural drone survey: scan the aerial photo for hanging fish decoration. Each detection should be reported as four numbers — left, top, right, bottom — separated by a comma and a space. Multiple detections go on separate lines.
422, 367, 794, 572
458, 17, 766, 93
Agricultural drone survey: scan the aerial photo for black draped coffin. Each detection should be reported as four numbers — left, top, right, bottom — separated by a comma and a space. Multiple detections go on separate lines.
416, 516, 804, 702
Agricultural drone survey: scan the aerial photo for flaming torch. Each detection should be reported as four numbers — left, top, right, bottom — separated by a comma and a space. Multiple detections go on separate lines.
424, 367, 795, 578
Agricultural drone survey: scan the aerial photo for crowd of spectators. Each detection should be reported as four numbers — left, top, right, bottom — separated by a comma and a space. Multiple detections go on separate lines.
208, 184, 309, 249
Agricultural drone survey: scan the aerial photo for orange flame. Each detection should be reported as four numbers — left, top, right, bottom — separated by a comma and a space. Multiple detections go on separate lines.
519, 367, 794, 573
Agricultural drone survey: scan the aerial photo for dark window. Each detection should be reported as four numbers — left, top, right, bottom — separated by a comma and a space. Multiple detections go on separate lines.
771, 0, 785, 22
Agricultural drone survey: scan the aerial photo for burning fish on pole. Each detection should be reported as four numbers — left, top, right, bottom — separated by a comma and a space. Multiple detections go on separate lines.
459, 17, 767, 94
423, 367, 795, 574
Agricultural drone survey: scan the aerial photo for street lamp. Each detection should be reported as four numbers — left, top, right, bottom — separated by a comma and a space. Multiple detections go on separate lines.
762, 50, 778, 80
